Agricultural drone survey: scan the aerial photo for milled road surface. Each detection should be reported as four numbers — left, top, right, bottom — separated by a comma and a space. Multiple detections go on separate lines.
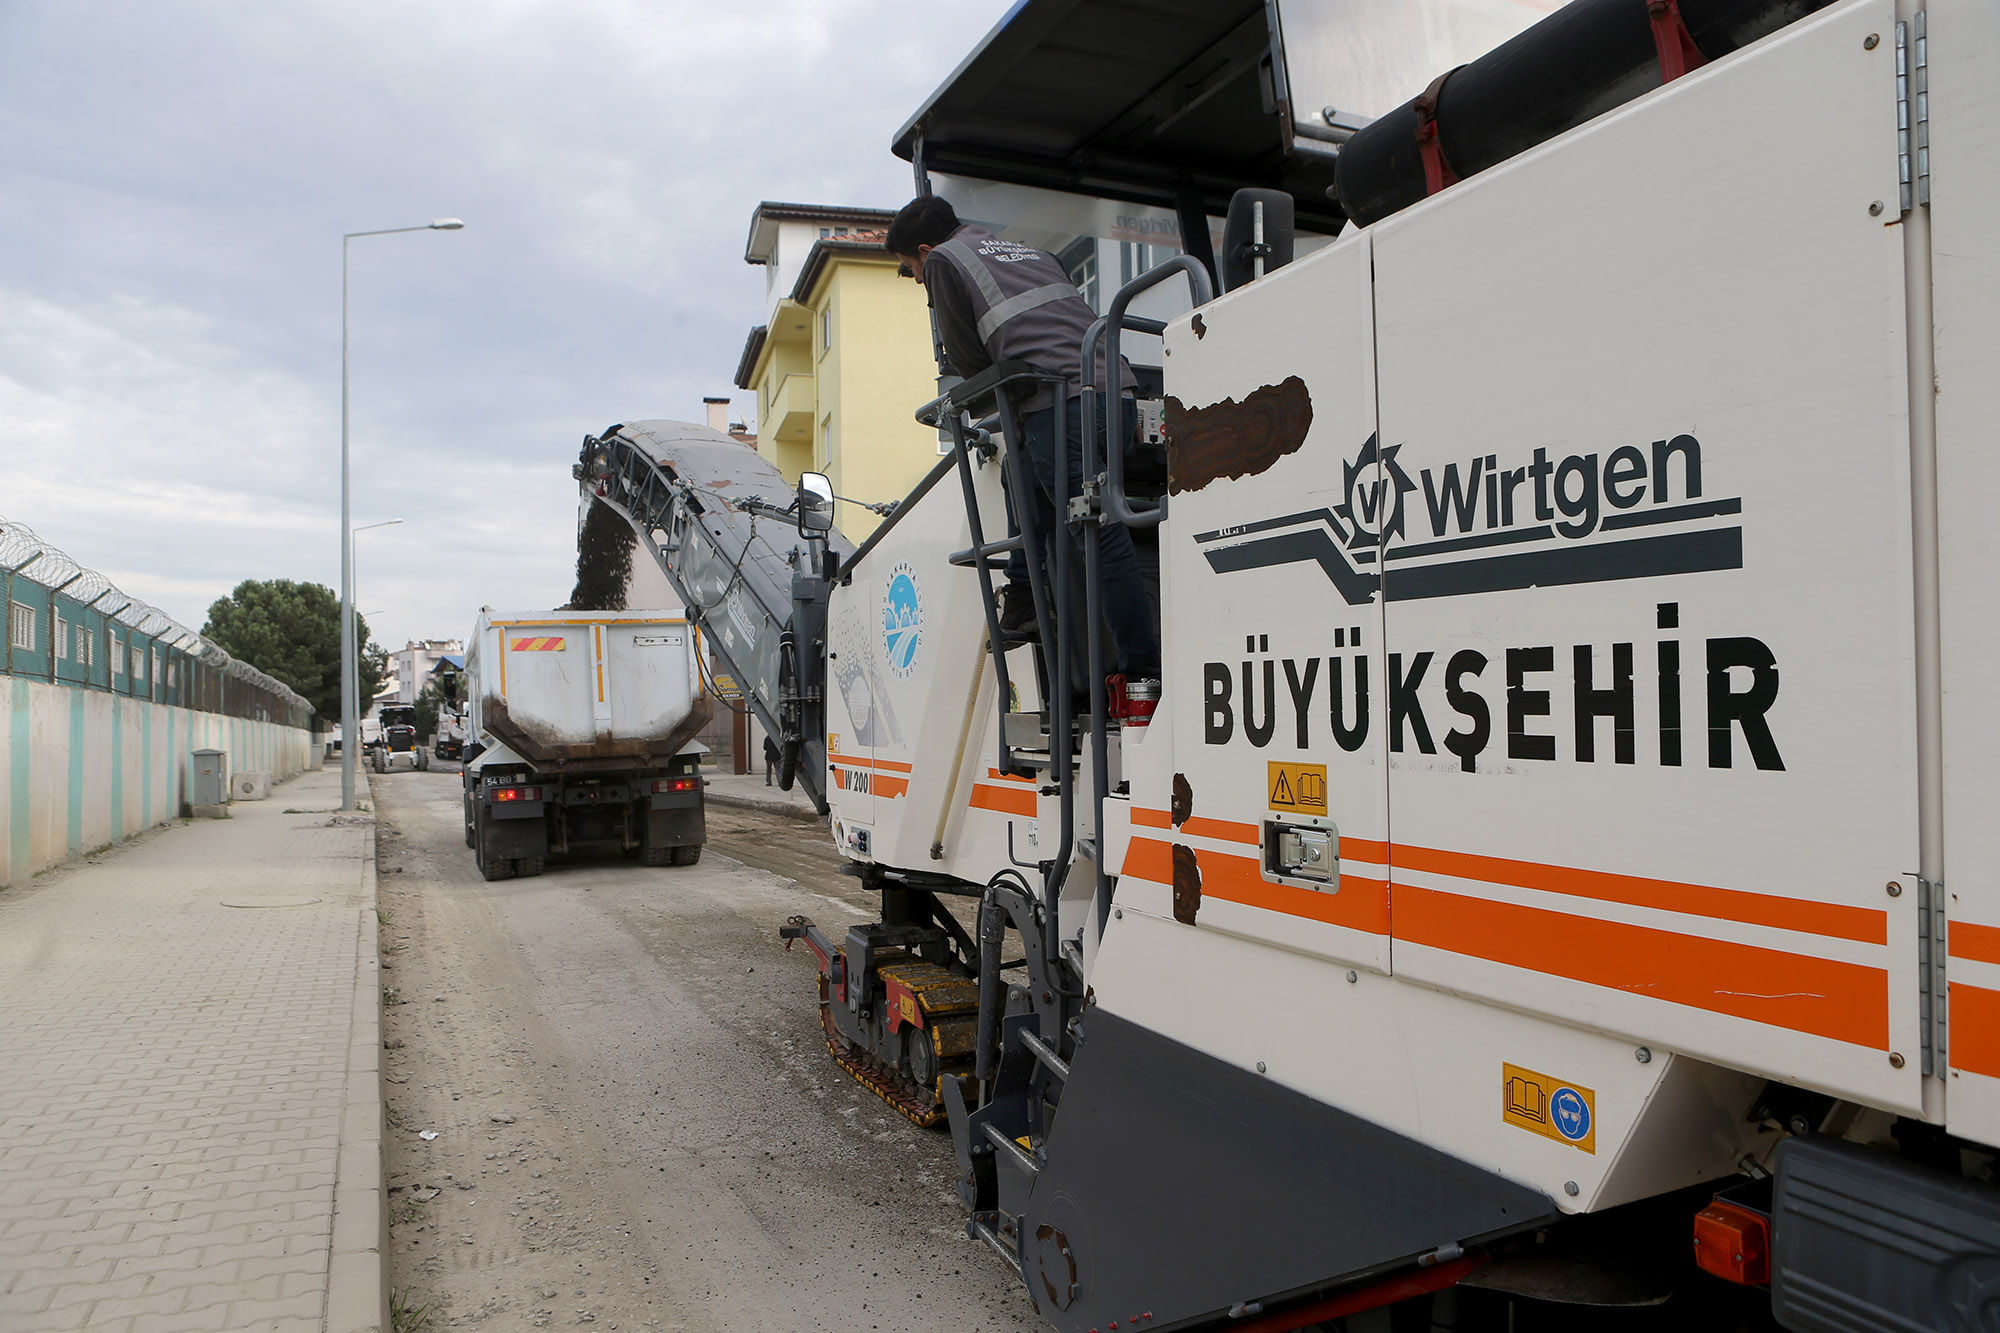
372, 767, 1037, 1332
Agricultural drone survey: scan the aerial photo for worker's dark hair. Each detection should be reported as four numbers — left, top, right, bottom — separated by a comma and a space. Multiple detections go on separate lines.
885, 195, 959, 256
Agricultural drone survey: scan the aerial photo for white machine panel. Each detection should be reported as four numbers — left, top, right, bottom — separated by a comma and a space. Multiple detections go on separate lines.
1369, 0, 1921, 1113
824, 457, 1035, 880
1929, 0, 2000, 1144
1145, 234, 1394, 978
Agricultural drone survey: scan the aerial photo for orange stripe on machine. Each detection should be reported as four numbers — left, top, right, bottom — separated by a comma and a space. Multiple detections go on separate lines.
1395, 884, 1889, 1049
1950, 982, 2000, 1078
510, 637, 566, 652
1950, 921, 2000, 967
1133, 809, 1877, 945
1120, 832, 1888, 1048
1123, 837, 1391, 935
970, 783, 1036, 817
1393, 844, 1884, 946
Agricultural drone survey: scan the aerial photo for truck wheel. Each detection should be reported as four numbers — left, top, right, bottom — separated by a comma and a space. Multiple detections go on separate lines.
480, 854, 514, 882
514, 857, 544, 878
669, 843, 702, 867
418, 751, 430, 772
640, 846, 673, 867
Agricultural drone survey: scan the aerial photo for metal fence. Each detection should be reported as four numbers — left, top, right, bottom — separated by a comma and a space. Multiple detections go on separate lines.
0, 515, 313, 730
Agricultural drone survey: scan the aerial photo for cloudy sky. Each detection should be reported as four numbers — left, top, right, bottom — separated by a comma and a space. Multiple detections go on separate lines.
0, 1, 1006, 654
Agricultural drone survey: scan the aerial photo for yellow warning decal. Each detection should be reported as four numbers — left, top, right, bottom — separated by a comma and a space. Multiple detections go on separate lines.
1267, 761, 1327, 815
1503, 1062, 1596, 1154
510, 636, 565, 652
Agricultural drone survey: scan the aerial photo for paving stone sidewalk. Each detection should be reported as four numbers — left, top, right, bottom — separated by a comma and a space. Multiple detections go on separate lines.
0, 767, 383, 1333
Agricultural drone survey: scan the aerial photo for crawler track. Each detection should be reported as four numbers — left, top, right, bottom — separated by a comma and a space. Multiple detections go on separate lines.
816, 977, 946, 1127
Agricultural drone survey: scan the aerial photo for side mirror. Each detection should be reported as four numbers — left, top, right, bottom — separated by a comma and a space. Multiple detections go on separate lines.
1221, 188, 1295, 293
798, 472, 834, 535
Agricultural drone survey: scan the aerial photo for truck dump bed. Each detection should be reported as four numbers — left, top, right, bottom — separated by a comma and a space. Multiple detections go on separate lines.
467, 610, 708, 770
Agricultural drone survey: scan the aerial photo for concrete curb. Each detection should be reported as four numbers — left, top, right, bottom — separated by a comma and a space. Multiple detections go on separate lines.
328, 793, 387, 1333
704, 784, 825, 825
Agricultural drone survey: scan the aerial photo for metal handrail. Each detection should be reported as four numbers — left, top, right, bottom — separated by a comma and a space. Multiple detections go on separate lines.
1095, 255, 1214, 527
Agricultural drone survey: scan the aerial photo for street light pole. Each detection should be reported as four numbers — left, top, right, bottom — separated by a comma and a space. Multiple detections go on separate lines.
341, 219, 463, 811
347, 517, 404, 749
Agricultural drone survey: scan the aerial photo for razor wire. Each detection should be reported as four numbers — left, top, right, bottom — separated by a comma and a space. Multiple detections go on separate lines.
0, 513, 311, 712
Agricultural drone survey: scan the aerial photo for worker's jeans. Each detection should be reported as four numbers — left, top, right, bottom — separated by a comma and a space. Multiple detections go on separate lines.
1003, 394, 1161, 679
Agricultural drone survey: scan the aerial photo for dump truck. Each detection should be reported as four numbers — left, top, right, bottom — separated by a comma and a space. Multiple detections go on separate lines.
576, 0, 2000, 1326
461, 609, 709, 881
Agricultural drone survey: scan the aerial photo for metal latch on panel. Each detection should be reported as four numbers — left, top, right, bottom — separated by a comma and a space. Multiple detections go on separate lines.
1264, 817, 1339, 890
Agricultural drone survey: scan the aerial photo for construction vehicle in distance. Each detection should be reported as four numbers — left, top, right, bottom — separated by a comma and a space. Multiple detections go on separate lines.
579, 0, 2000, 1327
433, 700, 469, 763
368, 704, 428, 774
460, 608, 708, 881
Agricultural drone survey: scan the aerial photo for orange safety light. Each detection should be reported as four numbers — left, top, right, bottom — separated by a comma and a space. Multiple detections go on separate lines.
1692, 1200, 1771, 1286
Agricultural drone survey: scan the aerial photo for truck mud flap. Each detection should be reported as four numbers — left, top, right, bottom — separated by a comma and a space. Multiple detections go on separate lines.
1020, 1009, 1552, 1330
1771, 1136, 2000, 1332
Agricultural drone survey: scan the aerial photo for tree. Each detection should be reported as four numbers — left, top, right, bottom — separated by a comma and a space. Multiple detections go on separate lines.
414, 682, 442, 740
202, 579, 386, 726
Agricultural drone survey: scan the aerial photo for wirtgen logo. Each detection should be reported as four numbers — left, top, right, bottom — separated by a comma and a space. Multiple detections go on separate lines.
1198, 432, 1742, 605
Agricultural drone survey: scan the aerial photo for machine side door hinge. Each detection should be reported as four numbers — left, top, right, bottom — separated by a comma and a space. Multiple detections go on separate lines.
1896, 13, 1930, 214
1918, 876, 1947, 1075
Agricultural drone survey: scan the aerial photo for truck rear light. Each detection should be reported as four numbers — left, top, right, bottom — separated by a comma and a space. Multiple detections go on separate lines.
1692, 1199, 1770, 1286
493, 786, 541, 803
653, 776, 699, 794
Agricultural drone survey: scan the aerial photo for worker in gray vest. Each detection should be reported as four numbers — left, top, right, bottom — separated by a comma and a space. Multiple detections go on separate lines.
885, 195, 1160, 687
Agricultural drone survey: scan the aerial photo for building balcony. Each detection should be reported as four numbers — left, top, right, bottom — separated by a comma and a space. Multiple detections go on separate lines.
767, 372, 815, 445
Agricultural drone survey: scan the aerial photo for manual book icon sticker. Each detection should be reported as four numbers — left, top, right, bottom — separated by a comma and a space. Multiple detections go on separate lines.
1267, 761, 1327, 815
1503, 1062, 1596, 1154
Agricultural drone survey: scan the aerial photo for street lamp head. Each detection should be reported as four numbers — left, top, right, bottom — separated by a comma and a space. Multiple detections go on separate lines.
430, 218, 466, 230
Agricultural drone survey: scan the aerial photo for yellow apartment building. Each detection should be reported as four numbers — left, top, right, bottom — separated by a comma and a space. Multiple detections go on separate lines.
734, 202, 940, 541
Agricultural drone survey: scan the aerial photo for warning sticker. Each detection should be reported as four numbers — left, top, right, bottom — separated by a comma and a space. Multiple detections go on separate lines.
1502, 1063, 1596, 1154
1267, 761, 1327, 815
510, 637, 565, 652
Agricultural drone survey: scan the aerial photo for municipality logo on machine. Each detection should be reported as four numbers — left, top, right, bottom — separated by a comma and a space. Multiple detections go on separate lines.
882, 562, 923, 678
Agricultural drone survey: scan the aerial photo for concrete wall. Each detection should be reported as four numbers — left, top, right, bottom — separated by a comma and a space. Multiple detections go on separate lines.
0, 674, 313, 890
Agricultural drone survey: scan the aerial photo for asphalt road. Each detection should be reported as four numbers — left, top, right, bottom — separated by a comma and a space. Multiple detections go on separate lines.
372, 766, 1039, 1332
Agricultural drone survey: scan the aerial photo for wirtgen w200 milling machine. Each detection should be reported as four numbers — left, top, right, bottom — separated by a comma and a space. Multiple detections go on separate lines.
578, 0, 2000, 1326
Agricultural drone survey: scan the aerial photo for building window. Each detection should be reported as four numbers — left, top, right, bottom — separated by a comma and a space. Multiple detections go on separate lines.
819, 302, 832, 360
76, 625, 93, 668
110, 632, 123, 676
134, 646, 147, 682
8, 602, 33, 652
1060, 238, 1100, 313
1120, 241, 1163, 287
55, 613, 69, 661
